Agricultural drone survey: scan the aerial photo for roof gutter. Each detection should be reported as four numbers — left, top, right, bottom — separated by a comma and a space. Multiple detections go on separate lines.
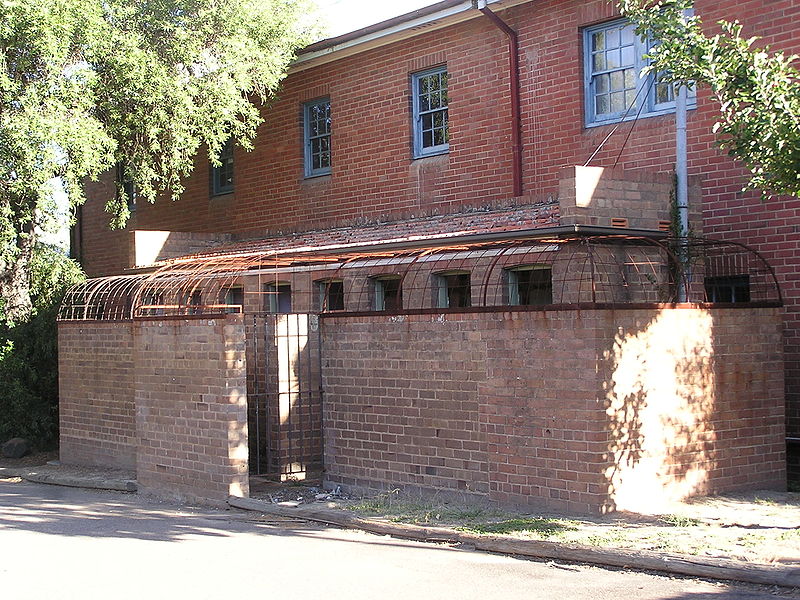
474, 0, 523, 198
291, 0, 533, 73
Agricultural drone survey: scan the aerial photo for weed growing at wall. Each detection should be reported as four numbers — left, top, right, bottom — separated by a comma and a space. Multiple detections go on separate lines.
0, 246, 84, 448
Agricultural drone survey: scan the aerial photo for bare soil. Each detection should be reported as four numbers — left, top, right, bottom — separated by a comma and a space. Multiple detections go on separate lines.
254, 483, 800, 567
0, 449, 58, 469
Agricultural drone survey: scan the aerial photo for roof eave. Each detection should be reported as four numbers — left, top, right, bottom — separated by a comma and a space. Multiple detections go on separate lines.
290, 0, 533, 73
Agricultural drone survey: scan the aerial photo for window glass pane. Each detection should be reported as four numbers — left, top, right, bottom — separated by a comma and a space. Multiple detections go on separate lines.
606, 27, 620, 48
620, 45, 635, 67
610, 70, 624, 91
423, 130, 433, 147
606, 49, 620, 70
610, 91, 626, 112
422, 113, 433, 130
428, 75, 440, 91
621, 24, 635, 45
592, 31, 605, 51
596, 94, 610, 115
419, 94, 430, 111
593, 53, 606, 72
596, 74, 609, 94
511, 267, 553, 306
624, 68, 636, 88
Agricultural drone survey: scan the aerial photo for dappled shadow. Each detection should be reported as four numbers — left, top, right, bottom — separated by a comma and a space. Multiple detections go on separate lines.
0, 481, 453, 553
601, 306, 785, 515
601, 309, 719, 513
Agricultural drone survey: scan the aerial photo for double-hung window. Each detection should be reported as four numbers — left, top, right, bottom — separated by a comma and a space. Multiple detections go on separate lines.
211, 139, 234, 195
304, 98, 331, 177
584, 19, 695, 126
412, 67, 449, 158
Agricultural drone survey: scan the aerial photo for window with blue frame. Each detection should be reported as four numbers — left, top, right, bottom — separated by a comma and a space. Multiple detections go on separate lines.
211, 138, 234, 195
412, 67, 449, 158
584, 19, 695, 126
304, 98, 331, 177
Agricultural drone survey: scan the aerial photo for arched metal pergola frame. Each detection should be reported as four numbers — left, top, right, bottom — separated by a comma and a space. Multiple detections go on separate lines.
58, 234, 782, 321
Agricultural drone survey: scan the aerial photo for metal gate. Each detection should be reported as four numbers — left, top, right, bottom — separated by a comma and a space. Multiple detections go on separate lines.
248, 313, 323, 480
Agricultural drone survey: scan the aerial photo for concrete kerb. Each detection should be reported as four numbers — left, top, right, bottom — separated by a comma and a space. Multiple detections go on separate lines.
229, 495, 800, 589
0, 464, 137, 492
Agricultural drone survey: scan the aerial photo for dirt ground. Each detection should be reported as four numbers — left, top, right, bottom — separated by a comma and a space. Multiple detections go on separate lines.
0, 450, 58, 470
252, 482, 800, 567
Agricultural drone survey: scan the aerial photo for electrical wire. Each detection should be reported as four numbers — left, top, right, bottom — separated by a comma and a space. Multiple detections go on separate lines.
583, 75, 655, 167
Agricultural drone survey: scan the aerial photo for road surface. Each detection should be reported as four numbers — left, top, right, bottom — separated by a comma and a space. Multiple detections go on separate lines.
0, 480, 793, 600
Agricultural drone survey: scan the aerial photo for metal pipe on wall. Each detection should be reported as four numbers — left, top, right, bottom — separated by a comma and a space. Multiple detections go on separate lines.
474, 0, 523, 198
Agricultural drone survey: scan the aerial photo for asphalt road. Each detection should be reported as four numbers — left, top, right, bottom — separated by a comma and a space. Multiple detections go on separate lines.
0, 480, 794, 600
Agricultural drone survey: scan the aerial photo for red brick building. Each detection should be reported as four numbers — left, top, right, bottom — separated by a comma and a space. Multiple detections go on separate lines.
63, 0, 797, 508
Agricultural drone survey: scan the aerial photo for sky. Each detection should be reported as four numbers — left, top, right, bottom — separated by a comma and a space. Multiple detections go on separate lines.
312, 0, 442, 38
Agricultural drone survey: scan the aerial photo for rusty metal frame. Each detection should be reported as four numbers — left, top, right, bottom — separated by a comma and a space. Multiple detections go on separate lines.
58, 235, 782, 321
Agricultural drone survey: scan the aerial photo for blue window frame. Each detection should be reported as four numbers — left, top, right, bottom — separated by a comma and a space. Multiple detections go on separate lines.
304, 98, 331, 177
412, 67, 449, 158
211, 139, 234, 195
584, 19, 695, 127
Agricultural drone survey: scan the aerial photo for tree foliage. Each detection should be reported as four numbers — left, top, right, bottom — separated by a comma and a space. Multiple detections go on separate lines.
0, 0, 317, 321
0, 246, 84, 447
617, 0, 800, 199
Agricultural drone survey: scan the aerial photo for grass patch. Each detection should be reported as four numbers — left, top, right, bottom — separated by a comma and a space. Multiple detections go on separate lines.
346, 489, 506, 525
753, 496, 777, 506
658, 514, 701, 527
460, 517, 579, 538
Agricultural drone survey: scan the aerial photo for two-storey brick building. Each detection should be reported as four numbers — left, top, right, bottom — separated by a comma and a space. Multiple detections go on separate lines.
61, 0, 796, 509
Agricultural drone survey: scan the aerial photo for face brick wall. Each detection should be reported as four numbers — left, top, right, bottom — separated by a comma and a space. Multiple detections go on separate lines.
58, 322, 136, 469
77, 0, 800, 457
321, 307, 785, 514
321, 315, 490, 496
133, 316, 249, 504
59, 316, 249, 503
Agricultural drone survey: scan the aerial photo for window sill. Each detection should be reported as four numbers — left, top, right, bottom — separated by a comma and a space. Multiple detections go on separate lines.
585, 103, 696, 129
412, 148, 449, 161
210, 189, 234, 198
303, 172, 332, 181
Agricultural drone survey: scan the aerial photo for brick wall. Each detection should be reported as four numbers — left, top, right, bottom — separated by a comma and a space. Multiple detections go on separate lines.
59, 316, 250, 503
133, 316, 249, 504
322, 315, 490, 496
321, 307, 785, 514
58, 322, 136, 469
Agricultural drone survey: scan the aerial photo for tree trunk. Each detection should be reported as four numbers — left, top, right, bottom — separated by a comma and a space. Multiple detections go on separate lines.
0, 223, 35, 324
